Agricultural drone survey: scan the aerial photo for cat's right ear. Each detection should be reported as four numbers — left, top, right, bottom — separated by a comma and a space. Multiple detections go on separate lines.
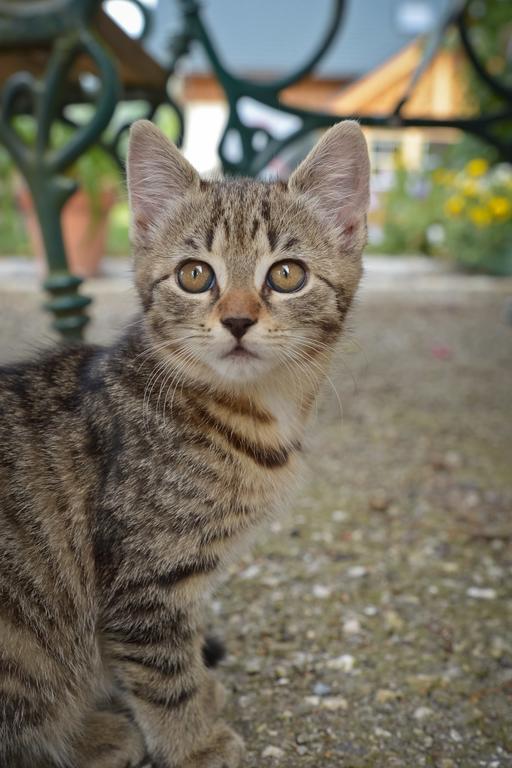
288, 121, 370, 251
127, 120, 200, 242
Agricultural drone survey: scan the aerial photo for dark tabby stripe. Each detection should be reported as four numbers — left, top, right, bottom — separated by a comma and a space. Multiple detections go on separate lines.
0, 658, 41, 693
316, 274, 348, 318
206, 389, 273, 424
267, 226, 278, 251
1, 693, 46, 728
108, 615, 193, 647
205, 196, 222, 251
189, 402, 295, 469
149, 274, 172, 294
0, 585, 53, 650
112, 652, 185, 678
284, 236, 298, 250
109, 558, 219, 603
131, 683, 197, 711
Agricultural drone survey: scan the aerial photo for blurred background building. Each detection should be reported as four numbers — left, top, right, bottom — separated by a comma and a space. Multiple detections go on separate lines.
0, 0, 510, 286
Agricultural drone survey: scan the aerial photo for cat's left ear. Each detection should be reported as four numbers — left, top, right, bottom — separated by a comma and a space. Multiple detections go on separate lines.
288, 121, 370, 248
127, 120, 200, 241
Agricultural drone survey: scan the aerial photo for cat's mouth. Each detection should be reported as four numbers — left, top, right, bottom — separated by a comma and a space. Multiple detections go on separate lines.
223, 343, 259, 360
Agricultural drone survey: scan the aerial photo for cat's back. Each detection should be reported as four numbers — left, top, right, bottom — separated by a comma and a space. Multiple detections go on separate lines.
0, 343, 102, 427
0, 343, 107, 527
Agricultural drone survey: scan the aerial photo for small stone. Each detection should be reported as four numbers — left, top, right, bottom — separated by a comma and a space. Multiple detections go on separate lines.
450, 728, 463, 743
431, 452, 461, 471
414, 706, 434, 720
464, 490, 480, 508
321, 696, 348, 711
296, 733, 314, 745
331, 509, 348, 522
313, 682, 331, 697
364, 605, 378, 616
444, 451, 462, 468
375, 688, 401, 704
374, 727, 392, 739
343, 618, 361, 636
384, 610, 405, 632
262, 746, 285, 759
347, 565, 367, 579
312, 584, 332, 599
304, 695, 320, 707
296, 746, 308, 756
245, 658, 262, 674
326, 654, 355, 672
240, 564, 260, 580
491, 637, 508, 659
407, 674, 439, 694
369, 491, 392, 512
441, 562, 459, 573
467, 586, 497, 600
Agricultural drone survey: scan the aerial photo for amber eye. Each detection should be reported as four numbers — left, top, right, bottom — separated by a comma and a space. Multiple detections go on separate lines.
266, 260, 307, 293
177, 261, 215, 293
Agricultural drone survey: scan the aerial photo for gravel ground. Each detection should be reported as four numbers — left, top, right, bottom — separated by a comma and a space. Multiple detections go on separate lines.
1, 259, 511, 767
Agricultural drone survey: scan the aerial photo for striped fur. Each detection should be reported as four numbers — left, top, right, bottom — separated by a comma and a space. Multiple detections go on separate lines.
0, 120, 369, 766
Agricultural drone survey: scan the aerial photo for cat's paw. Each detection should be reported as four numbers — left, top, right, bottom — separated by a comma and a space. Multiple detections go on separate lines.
72, 709, 147, 768
202, 672, 228, 715
180, 723, 244, 768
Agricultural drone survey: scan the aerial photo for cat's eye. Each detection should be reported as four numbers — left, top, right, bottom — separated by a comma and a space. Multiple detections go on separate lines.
177, 261, 215, 293
266, 260, 307, 293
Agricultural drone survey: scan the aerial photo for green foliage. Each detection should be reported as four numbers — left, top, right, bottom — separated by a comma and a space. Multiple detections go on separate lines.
372, 157, 512, 275
373, 164, 445, 255
0, 105, 180, 257
0, 143, 29, 254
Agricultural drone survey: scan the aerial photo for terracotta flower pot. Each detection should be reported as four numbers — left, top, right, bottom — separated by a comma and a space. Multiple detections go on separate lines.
17, 185, 116, 278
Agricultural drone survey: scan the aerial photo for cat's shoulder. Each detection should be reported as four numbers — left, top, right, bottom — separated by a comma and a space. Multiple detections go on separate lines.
0, 342, 107, 406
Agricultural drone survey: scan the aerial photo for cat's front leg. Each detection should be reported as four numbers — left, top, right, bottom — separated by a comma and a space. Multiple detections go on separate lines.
106, 616, 244, 768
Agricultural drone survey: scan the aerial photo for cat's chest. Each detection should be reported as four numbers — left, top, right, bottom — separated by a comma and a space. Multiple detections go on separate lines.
136, 401, 303, 541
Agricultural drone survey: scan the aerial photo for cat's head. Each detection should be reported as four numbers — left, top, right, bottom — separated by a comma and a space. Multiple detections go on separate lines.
127, 120, 369, 389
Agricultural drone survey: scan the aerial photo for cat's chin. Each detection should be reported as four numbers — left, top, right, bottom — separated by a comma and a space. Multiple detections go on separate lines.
206, 353, 277, 385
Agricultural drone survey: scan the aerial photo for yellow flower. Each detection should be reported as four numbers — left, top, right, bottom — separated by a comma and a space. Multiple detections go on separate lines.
444, 196, 465, 217
461, 179, 480, 198
466, 158, 489, 178
469, 206, 491, 227
488, 196, 511, 220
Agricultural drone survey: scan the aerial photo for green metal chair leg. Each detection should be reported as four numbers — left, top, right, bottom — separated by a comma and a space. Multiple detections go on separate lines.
0, 28, 119, 341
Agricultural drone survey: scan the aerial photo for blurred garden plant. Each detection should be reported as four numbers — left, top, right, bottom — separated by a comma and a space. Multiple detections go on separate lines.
373, 0, 512, 275
0, 105, 180, 259
440, 158, 512, 274
373, 157, 512, 275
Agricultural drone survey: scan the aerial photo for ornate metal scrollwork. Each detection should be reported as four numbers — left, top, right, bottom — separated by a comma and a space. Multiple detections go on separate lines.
0, 0, 119, 338
171, 0, 512, 174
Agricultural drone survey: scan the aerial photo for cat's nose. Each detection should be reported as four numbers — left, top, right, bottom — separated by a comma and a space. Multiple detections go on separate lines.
221, 316, 257, 340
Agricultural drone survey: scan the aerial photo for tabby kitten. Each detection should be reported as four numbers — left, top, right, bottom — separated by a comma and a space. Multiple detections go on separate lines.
0, 119, 369, 767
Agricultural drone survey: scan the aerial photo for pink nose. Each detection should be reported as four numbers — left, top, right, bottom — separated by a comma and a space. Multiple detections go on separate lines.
221, 317, 256, 339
